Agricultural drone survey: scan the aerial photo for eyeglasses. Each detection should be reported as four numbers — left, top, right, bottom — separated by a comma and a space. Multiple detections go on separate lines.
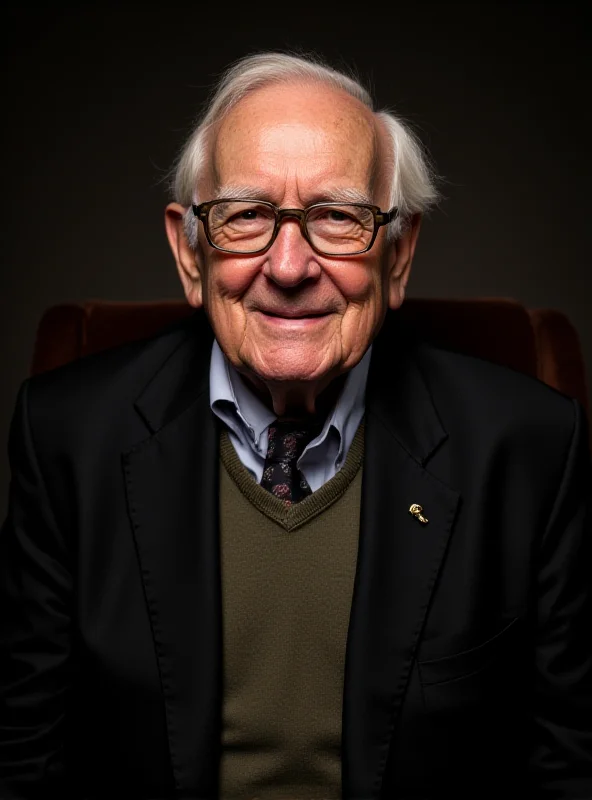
191, 199, 398, 256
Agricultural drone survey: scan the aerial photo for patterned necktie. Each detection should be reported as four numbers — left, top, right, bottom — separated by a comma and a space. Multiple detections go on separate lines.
260, 419, 322, 505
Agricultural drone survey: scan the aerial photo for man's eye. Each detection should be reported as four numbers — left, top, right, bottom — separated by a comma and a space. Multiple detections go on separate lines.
315, 209, 350, 223
226, 208, 270, 224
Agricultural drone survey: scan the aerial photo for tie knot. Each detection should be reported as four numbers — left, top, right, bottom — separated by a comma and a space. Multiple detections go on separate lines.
265, 419, 322, 463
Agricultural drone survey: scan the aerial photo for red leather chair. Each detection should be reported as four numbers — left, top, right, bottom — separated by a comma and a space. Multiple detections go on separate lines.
29, 298, 589, 416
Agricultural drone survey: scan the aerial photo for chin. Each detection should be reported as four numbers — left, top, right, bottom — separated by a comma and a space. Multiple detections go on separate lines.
246, 351, 337, 385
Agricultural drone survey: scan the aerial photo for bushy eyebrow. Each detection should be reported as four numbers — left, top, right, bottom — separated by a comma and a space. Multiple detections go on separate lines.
213, 184, 373, 205
214, 184, 267, 201
318, 187, 373, 205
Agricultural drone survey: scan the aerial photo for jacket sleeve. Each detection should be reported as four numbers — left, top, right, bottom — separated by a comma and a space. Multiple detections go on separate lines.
530, 398, 592, 797
0, 379, 75, 799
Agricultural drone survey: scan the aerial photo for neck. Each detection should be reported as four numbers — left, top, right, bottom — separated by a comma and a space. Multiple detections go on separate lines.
238, 370, 347, 422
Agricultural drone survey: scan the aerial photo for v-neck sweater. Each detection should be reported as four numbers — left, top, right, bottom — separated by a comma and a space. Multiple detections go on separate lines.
217, 420, 365, 799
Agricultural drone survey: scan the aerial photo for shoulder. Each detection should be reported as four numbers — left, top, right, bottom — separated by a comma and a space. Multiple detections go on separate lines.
419, 341, 576, 414
14, 310, 213, 447
373, 311, 581, 439
415, 342, 584, 459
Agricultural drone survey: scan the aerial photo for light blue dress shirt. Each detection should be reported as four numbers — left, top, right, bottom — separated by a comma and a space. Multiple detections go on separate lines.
209, 339, 371, 493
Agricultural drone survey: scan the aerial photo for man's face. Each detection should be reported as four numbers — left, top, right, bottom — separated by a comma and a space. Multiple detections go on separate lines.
169, 82, 419, 391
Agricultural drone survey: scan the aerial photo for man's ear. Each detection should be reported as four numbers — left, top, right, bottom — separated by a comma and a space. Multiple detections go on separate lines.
164, 202, 203, 309
388, 213, 422, 310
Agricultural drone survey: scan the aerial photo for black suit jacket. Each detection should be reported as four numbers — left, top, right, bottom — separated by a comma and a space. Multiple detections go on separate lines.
1, 309, 591, 800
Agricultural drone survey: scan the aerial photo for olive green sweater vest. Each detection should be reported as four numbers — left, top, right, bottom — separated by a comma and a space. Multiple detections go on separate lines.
218, 421, 365, 799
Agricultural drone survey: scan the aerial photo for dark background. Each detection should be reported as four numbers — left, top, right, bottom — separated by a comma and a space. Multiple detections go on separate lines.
1, 4, 590, 519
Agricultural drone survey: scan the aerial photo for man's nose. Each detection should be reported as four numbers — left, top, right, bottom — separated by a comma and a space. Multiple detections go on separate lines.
263, 218, 320, 287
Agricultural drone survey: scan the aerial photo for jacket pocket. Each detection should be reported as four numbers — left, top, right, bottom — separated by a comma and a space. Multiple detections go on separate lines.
417, 616, 520, 687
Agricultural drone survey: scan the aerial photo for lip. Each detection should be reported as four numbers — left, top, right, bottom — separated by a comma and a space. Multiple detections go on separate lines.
256, 310, 332, 326
258, 309, 330, 318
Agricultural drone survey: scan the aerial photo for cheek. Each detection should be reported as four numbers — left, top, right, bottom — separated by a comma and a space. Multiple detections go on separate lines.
206, 256, 261, 299
325, 258, 382, 303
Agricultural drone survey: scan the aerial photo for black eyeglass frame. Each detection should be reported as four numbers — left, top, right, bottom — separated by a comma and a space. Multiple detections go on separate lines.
191, 199, 399, 256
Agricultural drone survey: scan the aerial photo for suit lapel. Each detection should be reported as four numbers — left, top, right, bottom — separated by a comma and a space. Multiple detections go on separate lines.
343, 317, 461, 798
122, 312, 221, 796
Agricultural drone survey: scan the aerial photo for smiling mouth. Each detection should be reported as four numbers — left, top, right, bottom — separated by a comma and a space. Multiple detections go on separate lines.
260, 311, 329, 319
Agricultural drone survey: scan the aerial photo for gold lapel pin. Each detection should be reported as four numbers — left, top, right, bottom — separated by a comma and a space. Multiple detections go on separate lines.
409, 503, 429, 525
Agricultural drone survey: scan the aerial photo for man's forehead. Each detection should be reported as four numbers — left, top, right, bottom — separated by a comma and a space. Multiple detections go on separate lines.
204, 82, 380, 200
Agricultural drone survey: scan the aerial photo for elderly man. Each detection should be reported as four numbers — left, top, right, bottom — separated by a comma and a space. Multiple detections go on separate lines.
1, 52, 591, 800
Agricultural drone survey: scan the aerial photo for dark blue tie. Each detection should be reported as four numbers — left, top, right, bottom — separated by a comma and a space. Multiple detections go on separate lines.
260, 419, 322, 505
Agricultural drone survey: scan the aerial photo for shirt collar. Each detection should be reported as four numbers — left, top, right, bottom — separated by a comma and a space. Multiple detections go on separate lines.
314, 344, 371, 463
210, 339, 276, 450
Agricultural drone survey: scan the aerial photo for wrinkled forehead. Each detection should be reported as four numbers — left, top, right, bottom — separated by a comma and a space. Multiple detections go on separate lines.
203, 82, 385, 202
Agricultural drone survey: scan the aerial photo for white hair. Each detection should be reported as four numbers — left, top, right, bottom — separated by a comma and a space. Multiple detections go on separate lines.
170, 51, 440, 248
